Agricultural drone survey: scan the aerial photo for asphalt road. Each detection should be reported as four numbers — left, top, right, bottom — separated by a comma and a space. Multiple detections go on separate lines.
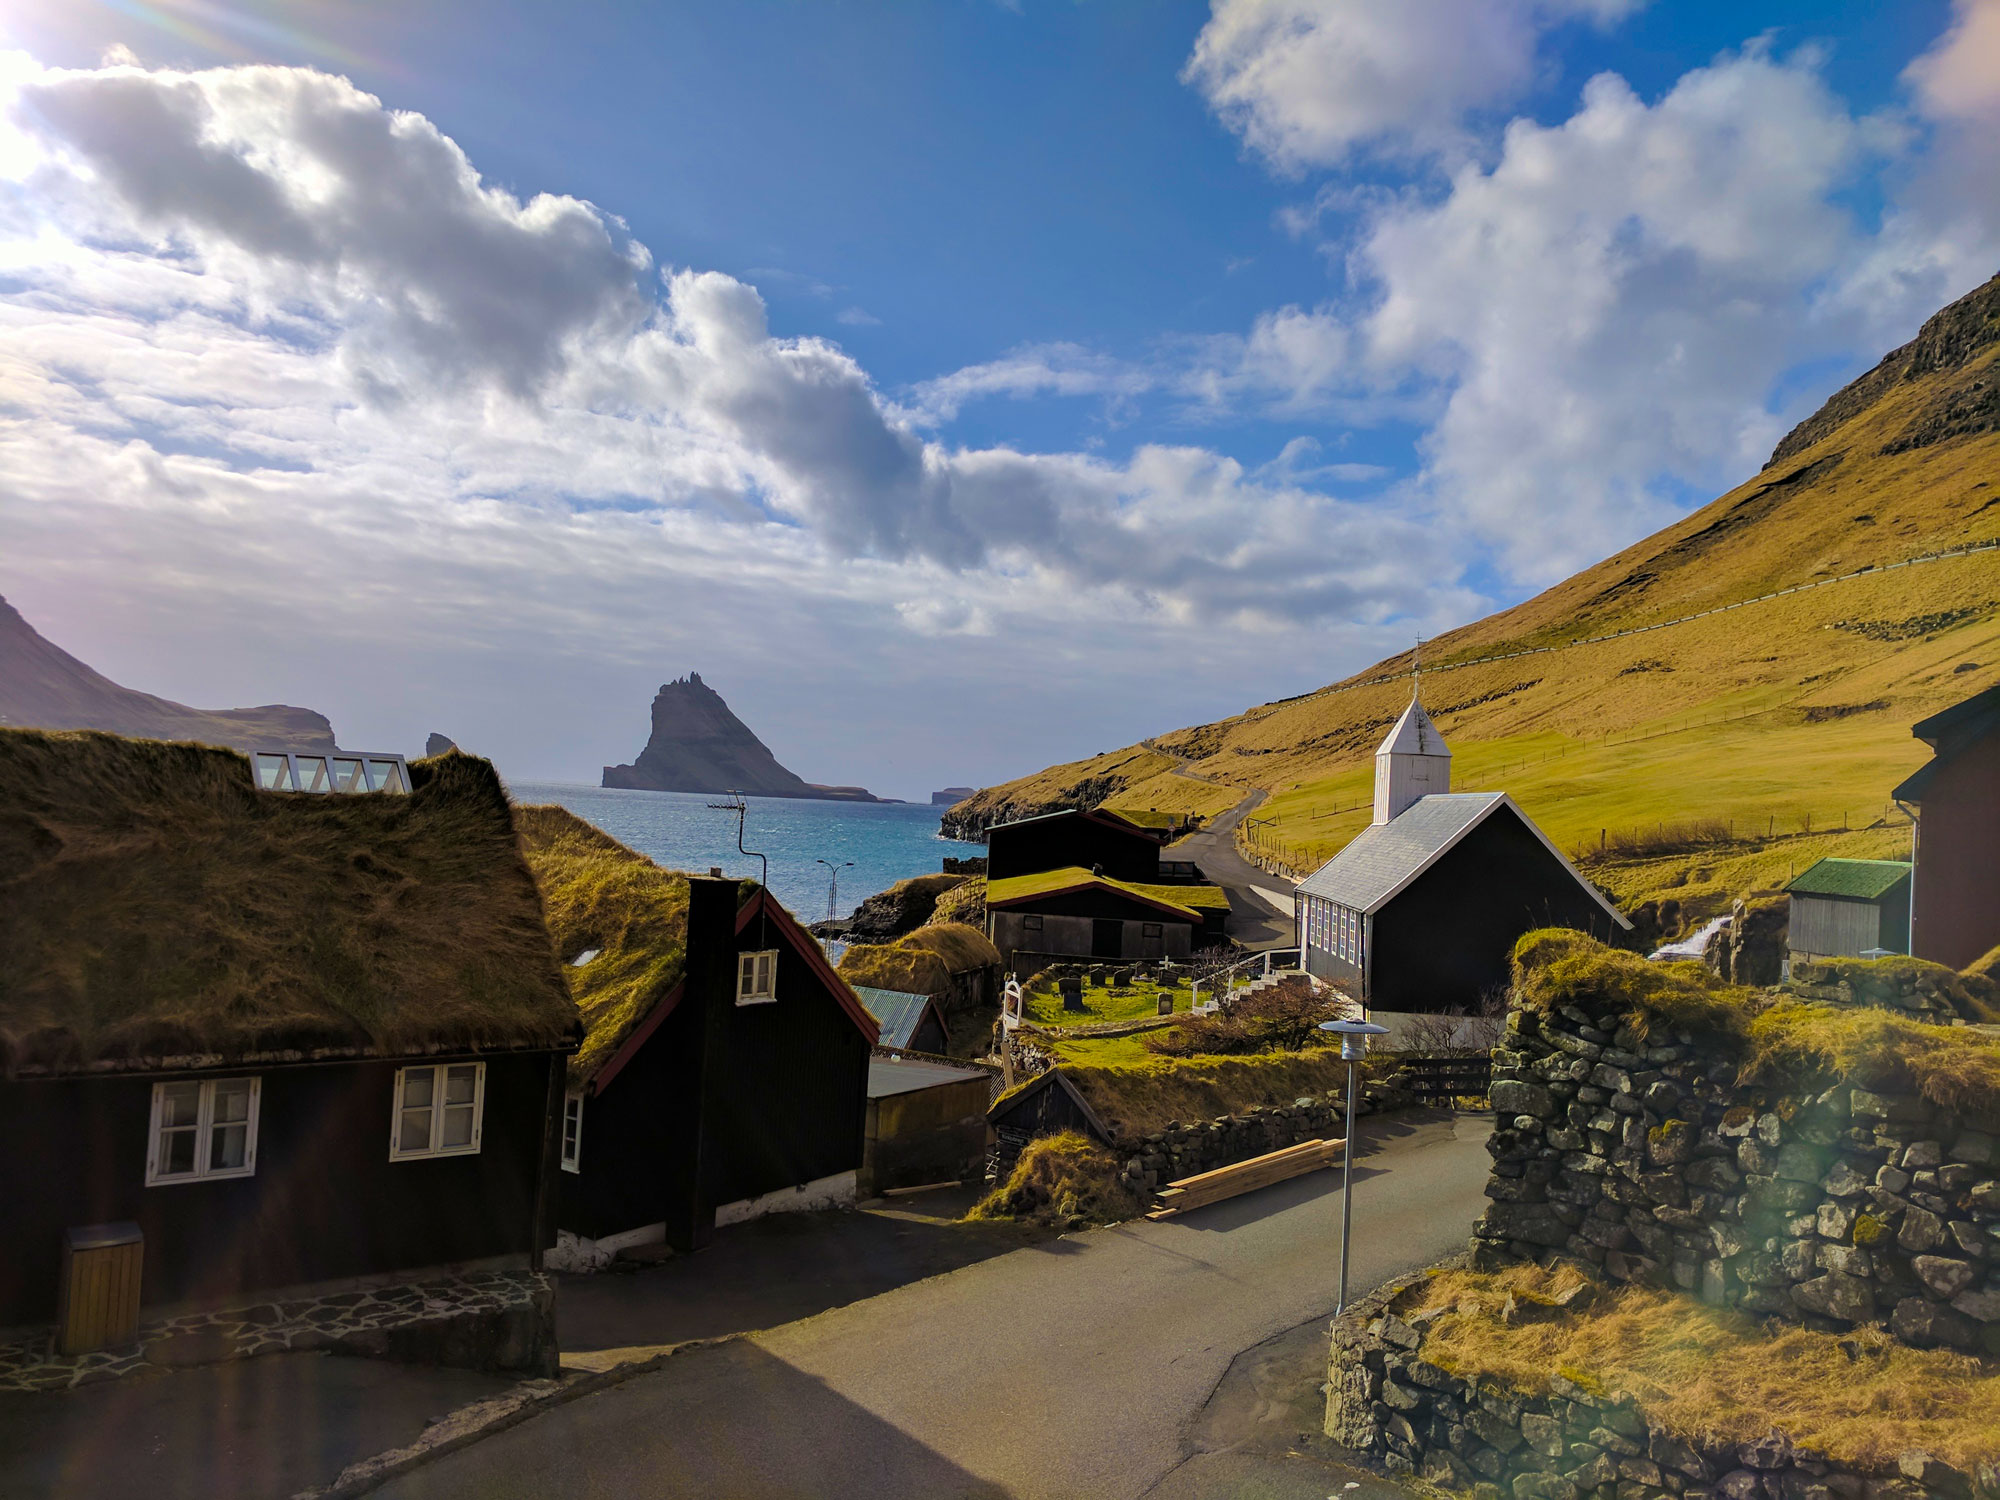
381, 1111, 1493, 1500
1171, 790, 1297, 949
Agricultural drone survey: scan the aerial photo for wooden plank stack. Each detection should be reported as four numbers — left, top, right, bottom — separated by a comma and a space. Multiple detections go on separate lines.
1146, 1137, 1344, 1220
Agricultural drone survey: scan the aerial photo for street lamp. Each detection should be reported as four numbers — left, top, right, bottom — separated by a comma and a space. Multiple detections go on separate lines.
815, 858, 854, 922
1319, 1016, 1390, 1315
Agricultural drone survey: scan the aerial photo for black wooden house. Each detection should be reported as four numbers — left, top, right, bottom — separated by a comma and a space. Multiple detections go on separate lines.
984, 807, 1169, 882
0, 732, 578, 1345
519, 808, 879, 1264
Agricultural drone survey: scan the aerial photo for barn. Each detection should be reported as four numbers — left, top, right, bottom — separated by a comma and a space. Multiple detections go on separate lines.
984, 807, 1171, 882
0, 732, 577, 1362
1783, 858, 1913, 963
519, 807, 878, 1266
985, 866, 1230, 967
1296, 694, 1630, 1012
1893, 682, 2000, 969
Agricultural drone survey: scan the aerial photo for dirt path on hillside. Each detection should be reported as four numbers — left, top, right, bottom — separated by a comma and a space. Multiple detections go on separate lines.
1142, 743, 1298, 949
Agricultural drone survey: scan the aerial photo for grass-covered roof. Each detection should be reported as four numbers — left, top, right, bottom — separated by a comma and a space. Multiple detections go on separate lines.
0, 730, 577, 1077
1783, 857, 1913, 900
984, 866, 1230, 920
515, 804, 757, 1088
837, 921, 1000, 997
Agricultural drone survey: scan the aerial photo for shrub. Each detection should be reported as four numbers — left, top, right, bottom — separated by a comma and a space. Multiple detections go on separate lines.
966, 1131, 1139, 1226
1143, 975, 1343, 1057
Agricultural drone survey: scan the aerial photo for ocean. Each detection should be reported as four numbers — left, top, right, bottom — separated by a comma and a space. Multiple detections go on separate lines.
505, 782, 986, 923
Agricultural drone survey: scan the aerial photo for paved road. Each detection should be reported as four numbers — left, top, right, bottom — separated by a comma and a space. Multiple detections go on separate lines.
1170, 789, 1297, 950
382, 1111, 1493, 1500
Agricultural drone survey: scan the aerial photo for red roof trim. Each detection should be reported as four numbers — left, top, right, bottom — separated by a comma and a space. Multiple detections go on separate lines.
590, 978, 685, 1097
739, 890, 882, 1046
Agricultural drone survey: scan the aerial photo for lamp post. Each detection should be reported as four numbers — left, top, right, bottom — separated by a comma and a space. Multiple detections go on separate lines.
815, 858, 854, 922
1319, 1016, 1390, 1315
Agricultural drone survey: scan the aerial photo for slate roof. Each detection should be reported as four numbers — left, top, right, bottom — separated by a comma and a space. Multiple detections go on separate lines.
1784, 858, 1913, 901
852, 985, 941, 1050
1295, 792, 1630, 928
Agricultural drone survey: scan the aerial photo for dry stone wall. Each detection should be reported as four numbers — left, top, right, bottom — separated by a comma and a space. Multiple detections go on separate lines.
1476, 991, 2000, 1353
1116, 1079, 1412, 1194
1325, 1274, 1973, 1500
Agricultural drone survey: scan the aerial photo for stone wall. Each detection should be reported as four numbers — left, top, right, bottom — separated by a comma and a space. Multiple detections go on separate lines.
1115, 1078, 1412, 1194
1477, 992, 2000, 1352
1324, 1273, 1968, 1500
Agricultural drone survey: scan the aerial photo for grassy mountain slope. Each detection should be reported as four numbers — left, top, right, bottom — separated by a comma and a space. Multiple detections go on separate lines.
954, 272, 2000, 920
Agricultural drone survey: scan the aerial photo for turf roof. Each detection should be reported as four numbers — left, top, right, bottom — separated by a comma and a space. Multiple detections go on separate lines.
836, 921, 1000, 997
1784, 857, 1912, 901
0, 730, 577, 1077
984, 866, 1230, 919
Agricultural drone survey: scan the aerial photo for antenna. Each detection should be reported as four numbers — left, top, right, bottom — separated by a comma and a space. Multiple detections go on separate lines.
1412, 637, 1424, 698
707, 791, 770, 946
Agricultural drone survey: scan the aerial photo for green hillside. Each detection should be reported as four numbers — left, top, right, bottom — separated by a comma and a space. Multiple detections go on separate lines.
953, 271, 2000, 925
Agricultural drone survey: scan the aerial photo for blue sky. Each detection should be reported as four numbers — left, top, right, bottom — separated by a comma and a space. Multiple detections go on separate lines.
0, 0, 1995, 797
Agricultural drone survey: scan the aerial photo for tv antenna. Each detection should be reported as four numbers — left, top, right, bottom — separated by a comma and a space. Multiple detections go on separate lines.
708, 791, 770, 946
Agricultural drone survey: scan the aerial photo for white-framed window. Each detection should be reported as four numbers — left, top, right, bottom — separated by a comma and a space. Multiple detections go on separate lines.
561, 1091, 584, 1174
251, 749, 410, 796
147, 1077, 260, 1186
389, 1062, 485, 1160
736, 950, 778, 1005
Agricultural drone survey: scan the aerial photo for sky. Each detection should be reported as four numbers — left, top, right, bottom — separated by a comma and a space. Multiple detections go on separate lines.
0, 1, 1996, 800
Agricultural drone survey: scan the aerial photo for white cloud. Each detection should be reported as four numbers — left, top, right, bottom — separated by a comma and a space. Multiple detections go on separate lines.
1905, 0, 2000, 124
1183, 0, 1643, 170
0, 48, 1465, 777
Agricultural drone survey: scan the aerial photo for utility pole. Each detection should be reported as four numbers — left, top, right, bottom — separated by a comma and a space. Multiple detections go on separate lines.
815, 858, 854, 922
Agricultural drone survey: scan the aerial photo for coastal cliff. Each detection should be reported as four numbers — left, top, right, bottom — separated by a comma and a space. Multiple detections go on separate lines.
602, 673, 879, 801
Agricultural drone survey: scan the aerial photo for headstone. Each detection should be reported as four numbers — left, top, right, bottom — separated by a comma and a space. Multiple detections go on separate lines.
1060, 977, 1085, 1012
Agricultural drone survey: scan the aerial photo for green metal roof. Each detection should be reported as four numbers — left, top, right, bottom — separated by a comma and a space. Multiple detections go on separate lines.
851, 985, 937, 1050
1784, 858, 1912, 901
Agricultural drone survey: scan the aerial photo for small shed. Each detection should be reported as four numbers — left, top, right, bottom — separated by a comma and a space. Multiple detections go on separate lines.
985, 866, 1230, 966
985, 1068, 1116, 1154
1783, 858, 1913, 963
853, 986, 951, 1055
861, 1057, 993, 1196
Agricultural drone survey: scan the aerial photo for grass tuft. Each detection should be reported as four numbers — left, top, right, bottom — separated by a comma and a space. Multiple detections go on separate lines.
1408, 1263, 2000, 1469
966, 1130, 1139, 1226
1510, 928, 1754, 1040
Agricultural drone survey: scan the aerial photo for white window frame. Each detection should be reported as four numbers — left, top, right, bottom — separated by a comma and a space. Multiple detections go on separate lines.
388, 1062, 486, 1161
252, 749, 410, 796
146, 1077, 261, 1186
736, 949, 778, 1006
561, 1091, 584, 1174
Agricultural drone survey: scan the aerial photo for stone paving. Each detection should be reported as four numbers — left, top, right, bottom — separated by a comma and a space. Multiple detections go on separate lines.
0, 1268, 548, 1393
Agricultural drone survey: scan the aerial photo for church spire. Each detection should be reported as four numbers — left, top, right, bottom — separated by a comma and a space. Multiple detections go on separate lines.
1373, 650, 1450, 823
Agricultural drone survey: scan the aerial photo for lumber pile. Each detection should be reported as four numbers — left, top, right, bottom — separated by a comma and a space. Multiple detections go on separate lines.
1146, 1137, 1344, 1219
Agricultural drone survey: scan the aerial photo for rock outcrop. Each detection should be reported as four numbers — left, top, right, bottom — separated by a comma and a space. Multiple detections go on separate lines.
601, 673, 878, 800
0, 593, 335, 753
425, 733, 459, 758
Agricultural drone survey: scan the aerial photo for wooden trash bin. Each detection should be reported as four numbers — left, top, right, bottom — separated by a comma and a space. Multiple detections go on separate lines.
57, 1222, 143, 1355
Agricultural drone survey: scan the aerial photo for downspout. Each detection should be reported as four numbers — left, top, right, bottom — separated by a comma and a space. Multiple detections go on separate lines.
1894, 798, 1919, 957
1362, 912, 1373, 1019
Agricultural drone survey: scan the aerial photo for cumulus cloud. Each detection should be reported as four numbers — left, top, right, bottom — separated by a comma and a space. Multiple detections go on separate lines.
1183, 0, 1643, 169
1905, 0, 2000, 124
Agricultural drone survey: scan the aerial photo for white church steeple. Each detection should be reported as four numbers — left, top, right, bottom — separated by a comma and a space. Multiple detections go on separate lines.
1373, 679, 1450, 825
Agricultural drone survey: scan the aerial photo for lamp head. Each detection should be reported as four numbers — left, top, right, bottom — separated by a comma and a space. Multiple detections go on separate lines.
1319, 1017, 1390, 1060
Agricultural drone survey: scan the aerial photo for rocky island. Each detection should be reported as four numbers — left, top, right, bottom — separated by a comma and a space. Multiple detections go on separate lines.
602, 673, 880, 801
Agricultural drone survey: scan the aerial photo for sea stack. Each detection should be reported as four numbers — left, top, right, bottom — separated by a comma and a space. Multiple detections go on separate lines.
601, 673, 879, 801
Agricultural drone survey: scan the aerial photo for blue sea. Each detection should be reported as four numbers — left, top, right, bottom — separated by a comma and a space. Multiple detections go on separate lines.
505, 782, 985, 923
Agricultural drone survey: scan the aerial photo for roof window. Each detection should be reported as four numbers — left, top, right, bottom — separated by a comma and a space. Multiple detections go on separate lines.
570, 948, 601, 968
255, 750, 410, 795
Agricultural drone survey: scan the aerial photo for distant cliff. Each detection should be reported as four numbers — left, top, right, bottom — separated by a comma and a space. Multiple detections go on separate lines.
0, 593, 336, 753
602, 673, 879, 801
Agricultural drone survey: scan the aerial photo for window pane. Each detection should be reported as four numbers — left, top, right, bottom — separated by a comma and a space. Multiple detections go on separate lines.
161, 1124, 198, 1177
296, 756, 331, 793
443, 1065, 477, 1105
399, 1109, 433, 1153
255, 753, 292, 790
160, 1081, 202, 1128
211, 1080, 252, 1124
367, 760, 405, 793
210, 1121, 249, 1171
332, 757, 366, 792
400, 1069, 434, 1109
440, 1103, 475, 1149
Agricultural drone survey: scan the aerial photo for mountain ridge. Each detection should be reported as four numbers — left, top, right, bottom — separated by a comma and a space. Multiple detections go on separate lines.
0, 594, 337, 753
948, 271, 2000, 920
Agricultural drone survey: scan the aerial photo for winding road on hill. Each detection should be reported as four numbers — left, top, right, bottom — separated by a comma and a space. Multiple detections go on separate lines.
1141, 745, 1299, 950
378, 1111, 1492, 1500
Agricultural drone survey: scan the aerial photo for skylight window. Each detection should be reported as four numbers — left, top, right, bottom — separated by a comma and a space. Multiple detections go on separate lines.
252, 750, 411, 795
570, 948, 601, 967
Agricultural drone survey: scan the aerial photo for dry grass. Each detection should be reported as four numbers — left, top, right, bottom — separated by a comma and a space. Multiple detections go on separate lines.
1408, 1263, 2000, 1469
1965, 944, 2000, 982
1746, 1001, 2000, 1115
929, 876, 986, 927
1510, 928, 1755, 1040
516, 803, 749, 1086
0, 730, 576, 1074
837, 921, 999, 997
1040, 1050, 1366, 1143
966, 1130, 1140, 1226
